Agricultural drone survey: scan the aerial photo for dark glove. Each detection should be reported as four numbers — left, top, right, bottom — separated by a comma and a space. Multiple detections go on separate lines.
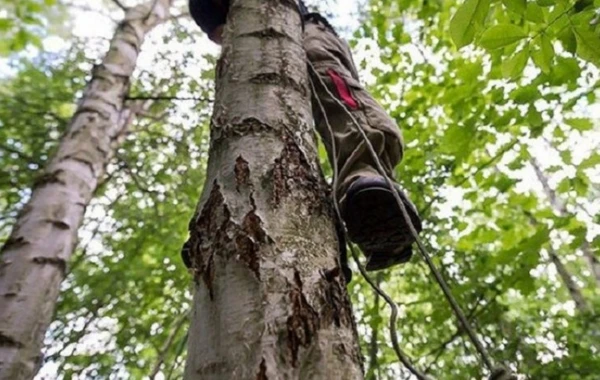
189, 0, 230, 39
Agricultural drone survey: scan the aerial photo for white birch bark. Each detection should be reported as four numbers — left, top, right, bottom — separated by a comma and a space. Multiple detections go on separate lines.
530, 158, 591, 311
183, 0, 364, 379
0, 2, 171, 378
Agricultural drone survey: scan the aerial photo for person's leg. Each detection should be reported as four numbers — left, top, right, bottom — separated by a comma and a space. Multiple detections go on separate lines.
303, 14, 422, 271
303, 15, 402, 202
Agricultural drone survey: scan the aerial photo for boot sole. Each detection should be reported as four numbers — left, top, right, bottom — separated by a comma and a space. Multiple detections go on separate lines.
344, 186, 421, 271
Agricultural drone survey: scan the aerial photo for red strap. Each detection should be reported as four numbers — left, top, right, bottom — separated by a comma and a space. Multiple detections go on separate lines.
327, 69, 359, 110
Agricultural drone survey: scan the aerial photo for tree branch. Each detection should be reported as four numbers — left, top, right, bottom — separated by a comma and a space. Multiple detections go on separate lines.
111, 0, 128, 10
149, 311, 189, 379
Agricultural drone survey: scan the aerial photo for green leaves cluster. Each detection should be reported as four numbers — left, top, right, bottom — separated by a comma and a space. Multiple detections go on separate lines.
0, 0, 64, 55
352, 0, 599, 378
450, 0, 600, 75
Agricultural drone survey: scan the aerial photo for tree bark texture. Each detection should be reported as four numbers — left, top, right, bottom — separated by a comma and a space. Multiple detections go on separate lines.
183, 1, 363, 379
0, 2, 171, 378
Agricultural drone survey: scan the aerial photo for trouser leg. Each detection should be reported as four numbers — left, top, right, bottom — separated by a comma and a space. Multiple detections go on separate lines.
303, 16, 404, 206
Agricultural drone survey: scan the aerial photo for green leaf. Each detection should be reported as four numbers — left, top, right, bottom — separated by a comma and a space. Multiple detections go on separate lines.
527, 106, 543, 128
450, 0, 491, 48
510, 85, 541, 104
501, 47, 529, 79
0, 18, 14, 31
525, 3, 546, 23
556, 178, 570, 193
558, 27, 577, 54
565, 118, 594, 131
573, 25, 600, 66
532, 34, 555, 73
503, 0, 526, 13
480, 24, 528, 50
536, 0, 554, 5
573, 176, 588, 196
579, 153, 600, 169
553, 57, 581, 83
440, 124, 476, 161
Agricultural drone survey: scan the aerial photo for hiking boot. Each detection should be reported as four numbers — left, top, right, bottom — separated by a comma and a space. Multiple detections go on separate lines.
342, 176, 422, 271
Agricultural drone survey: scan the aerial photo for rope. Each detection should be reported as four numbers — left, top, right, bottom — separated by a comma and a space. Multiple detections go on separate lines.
307, 60, 511, 378
308, 73, 431, 380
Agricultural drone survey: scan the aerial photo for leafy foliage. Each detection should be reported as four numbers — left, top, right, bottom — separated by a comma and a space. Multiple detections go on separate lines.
450, 0, 600, 68
0, 0, 66, 55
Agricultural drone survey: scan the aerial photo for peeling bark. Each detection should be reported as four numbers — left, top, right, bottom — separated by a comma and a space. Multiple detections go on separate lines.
183, 0, 363, 379
0, 1, 172, 378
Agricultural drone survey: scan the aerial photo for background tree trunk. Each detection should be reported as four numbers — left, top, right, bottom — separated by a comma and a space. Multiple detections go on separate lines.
530, 158, 596, 306
183, 0, 364, 378
0, 1, 171, 378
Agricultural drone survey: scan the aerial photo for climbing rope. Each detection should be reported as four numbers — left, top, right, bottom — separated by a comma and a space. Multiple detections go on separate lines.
307, 60, 514, 379
309, 74, 431, 380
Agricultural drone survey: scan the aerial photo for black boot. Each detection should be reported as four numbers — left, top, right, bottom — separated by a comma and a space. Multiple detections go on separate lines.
343, 176, 422, 271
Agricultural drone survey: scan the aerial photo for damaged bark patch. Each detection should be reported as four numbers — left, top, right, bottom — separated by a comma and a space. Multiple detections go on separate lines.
32, 169, 67, 189
189, 181, 271, 292
256, 358, 268, 380
0, 332, 23, 348
2, 236, 28, 251
189, 182, 230, 299
32, 257, 67, 275
212, 117, 275, 143
234, 156, 251, 192
249, 72, 306, 96
243, 28, 288, 40
286, 270, 319, 367
270, 137, 325, 212
46, 219, 70, 230
319, 268, 353, 328
235, 210, 268, 279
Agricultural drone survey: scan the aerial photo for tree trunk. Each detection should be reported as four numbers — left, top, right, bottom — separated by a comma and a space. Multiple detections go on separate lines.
0, 2, 171, 378
581, 241, 600, 288
548, 248, 589, 312
530, 158, 591, 311
183, 0, 364, 379
531, 158, 600, 287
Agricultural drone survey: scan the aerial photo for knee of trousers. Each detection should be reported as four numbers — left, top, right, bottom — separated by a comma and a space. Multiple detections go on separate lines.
304, 23, 350, 66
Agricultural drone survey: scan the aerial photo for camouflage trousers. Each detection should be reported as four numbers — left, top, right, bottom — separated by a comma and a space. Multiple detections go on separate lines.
303, 16, 404, 205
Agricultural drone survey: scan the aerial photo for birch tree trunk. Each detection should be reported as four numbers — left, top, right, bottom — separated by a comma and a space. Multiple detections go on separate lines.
530, 158, 591, 311
531, 157, 599, 287
0, 2, 171, 378
183, 0, 364, 378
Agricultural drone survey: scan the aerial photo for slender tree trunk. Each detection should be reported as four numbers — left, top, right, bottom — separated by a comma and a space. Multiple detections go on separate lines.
183, 0, 363, 378
530, 158, 591, 311
581, 241, 600, 288
0, 2, 171, 378
548, 248, 589, 311
531, 158, 600, 287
